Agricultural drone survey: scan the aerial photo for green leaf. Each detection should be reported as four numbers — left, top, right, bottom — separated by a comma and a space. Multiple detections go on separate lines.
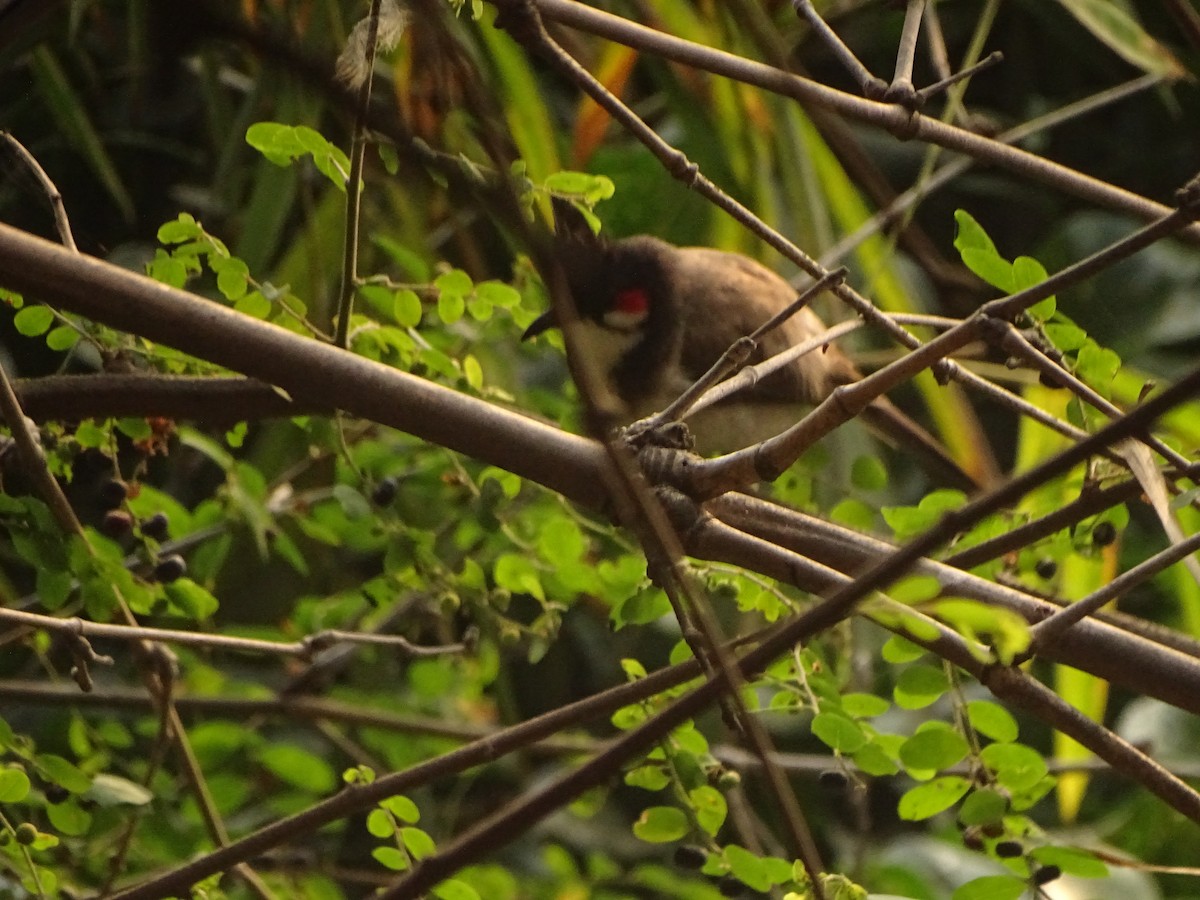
967, 700, 1019, 743
631, 806, 688, 843
394, 288, 423, 327
957, 788, 1008, 827
0, 767, 31, 802
46, 799, 91, 836
951, 874, 1026, 900
850, 455, 888, 491
881, 491, 966, 539
897, 775, 970, 820
930, 599, 1031, 664
479, 467, 521, 499
432, 879, 482, 900
953, 211, 1012, 291
463, 354, 484, 391
234, 291, 270, 319
401, 826, 437, 859
724, 844, 789, 892
373, 846, 410, 871
537, 516, 584, 567
14, 305, 54, 336
493, 553, 545, 602
367, 809, 396, 838
475, 281, 521, 309
544, 171, 616, 203
841, 692, 890, 718
811, 712, 868, 753
889, 575, 942, 604
979, 742, 1048, 791
256, 744, 337, 793
625, 764, 670, 791
611, 588, 671, 628
689, 785, 727, 837
438, 289, 465, 325
382, 795, 420, 824
35, 754, 92, 793
157, 213, 201, 243
830, 498, 876, 531
894, 664, 949, 709
46, 325, 80, 351
881, 635, 925, 664
899, 724, 970, 773
1029, 845, 1108, 877
245, 122, 350, 190
163, 579, 219, 619
852, 742, 900, 776
213, 257, 250, 300
1043, 320, 1088, 352
1012, 255, 1051, 302
1075, 343, 1121, 397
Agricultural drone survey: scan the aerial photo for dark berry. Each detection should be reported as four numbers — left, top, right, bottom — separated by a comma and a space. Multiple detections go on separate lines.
673, 844, 707, 870
140, 512, 170, 541
981, 822, 1005, 839
717, 875, 744, 897
1092, 521, 1117, 547
1034, 558, 1057, 579
43, 784, 70, 804
1038, 369, 1063, 389
994, 840, 1023, 858
14, 823, 37, 845
371, 477, 398, 507
101, 510, 133, 538
1032, 865, 1062, 885
153, 554, 187, 583
818, 769, 848, 790
98, 479, 128, 509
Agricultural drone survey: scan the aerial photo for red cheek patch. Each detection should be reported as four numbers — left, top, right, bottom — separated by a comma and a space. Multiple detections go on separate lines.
614, 287, 649, 316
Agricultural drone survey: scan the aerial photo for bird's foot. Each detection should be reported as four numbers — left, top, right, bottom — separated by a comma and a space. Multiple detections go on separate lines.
622, 416, 696, 452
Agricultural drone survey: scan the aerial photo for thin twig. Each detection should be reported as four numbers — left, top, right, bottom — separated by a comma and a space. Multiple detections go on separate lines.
0, 607, 468, 660
334, 0, 384, 348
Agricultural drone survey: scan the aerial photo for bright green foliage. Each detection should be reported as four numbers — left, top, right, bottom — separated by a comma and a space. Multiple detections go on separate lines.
893, 663, 950, 709
246, 122, 352, 191
633, 806, 689, 843
951, 874, 1026, 900
900, 722, 971, 775
2, 4, 1195, 898
898, 776, 972, 820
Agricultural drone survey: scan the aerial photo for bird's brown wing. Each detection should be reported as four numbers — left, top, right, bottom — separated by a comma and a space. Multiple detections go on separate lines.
669, 248, 981, 489
672, 248, 857, 405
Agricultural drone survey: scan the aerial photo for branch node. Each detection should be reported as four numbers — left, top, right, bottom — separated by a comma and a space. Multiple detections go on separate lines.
1176, 171, 1200, 219
888, 108, 923, 141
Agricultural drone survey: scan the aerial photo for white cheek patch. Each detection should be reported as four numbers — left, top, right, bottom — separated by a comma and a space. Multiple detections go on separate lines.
602, 308, 648, 332
573, 320, 642, 389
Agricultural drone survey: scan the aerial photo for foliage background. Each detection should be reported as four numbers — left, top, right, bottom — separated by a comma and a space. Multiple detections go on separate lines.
1, 1, 1200, 898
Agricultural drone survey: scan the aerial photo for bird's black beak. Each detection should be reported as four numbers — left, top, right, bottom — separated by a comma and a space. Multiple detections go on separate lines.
521, 310, 557, 341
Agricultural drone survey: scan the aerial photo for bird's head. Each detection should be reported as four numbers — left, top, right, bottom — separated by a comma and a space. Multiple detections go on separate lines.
522, 200, 675, 341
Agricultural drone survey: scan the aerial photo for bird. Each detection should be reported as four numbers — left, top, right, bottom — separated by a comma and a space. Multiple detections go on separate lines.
523, 199, 976, 491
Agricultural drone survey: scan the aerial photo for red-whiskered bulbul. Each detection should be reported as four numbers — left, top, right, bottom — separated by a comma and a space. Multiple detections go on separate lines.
524, 201, 976, 490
